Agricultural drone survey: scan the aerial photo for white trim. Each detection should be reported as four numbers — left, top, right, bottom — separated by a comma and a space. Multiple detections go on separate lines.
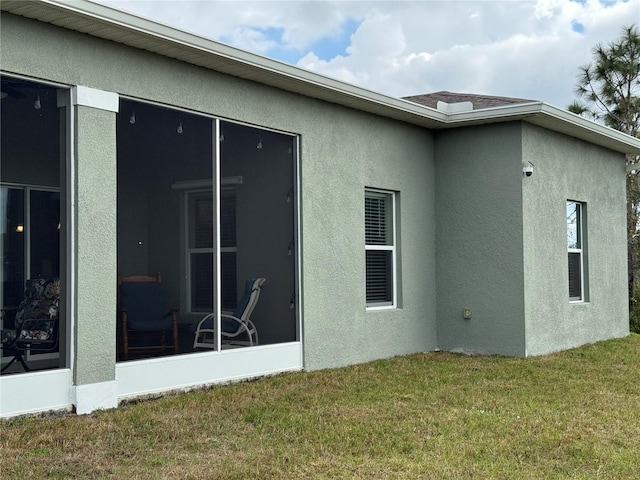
172, 176, 243, 190
64, 88, 76, 373
3, 1, 639, 154
116, 342, 302, 400
365, 189, 397, 309
447, 102, 640, 154
567, 201, 585, 303
0, 369, 73, 418
293, 136, 302, 344
214, 119, 222, 352
71, 85, 119, 112
74, 380, 118, 414
437, 101, 473, 113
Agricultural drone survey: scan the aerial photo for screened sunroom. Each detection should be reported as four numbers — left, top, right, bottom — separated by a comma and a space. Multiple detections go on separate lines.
1, 76, 69, 376
115, 98, 300, 362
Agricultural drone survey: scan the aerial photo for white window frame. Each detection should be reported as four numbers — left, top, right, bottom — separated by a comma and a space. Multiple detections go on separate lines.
183, 188, 237, 314
567, 200, 585, 303
365, 189, 397, 310
185, 189, 215, 314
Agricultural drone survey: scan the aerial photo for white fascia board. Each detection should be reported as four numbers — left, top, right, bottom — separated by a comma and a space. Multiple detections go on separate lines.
4, 1, 638, 154
445, 102, 640, 155
5, 0, 446, 126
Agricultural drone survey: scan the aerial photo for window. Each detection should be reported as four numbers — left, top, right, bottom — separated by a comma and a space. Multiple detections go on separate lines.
567, 201, 585, 302
365, 189, 396, 308
1, 186, 61, 306
186, 190, 237, 312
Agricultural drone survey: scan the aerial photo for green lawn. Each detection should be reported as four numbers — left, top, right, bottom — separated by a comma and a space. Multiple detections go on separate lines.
3, 335, 640, 479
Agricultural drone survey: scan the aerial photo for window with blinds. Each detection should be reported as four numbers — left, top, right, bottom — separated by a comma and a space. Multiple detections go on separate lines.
365, 189, 396, 308
187, 190, 237, 312
567, 200, 586, 302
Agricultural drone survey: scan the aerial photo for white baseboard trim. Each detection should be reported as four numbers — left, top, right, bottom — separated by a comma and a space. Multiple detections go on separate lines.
74, 380, 118, 415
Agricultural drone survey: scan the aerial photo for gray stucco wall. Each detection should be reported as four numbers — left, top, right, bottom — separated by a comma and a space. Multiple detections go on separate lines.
74, 106, 118, 384
1, 12, 438, 376
435, 123, 526, 356
521, 123, 629, 356
301, 115, 437, 369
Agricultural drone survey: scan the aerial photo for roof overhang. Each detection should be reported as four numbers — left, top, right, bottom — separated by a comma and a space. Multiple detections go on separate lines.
2, 0, 640, 155
445, 102, 640, 155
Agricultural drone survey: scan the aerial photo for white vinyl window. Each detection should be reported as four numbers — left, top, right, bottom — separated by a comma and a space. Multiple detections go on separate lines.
186, 189, 237, 312
567, 200, 585, 302
365, 189, 397, 308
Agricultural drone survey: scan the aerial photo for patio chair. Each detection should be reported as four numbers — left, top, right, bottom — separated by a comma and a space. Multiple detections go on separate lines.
118, 272, 178, 360
1, 278, 60, 373
193, 277, 265, 349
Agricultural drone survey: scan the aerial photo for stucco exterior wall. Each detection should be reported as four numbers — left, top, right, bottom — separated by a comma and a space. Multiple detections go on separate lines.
435, 123, 526, 356
521, 123, 629, 356
74, 106, 118, 384
1, 13, 437, 375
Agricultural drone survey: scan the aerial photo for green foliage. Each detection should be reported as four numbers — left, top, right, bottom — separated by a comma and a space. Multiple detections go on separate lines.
630, 304, 640, 333
630, 274, 640, 333
570, 24, 640, 136
570, 25, 640, 331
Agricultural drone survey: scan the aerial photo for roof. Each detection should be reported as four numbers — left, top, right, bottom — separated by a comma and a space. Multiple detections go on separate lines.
404, 91, 536, 110
2, 0, 640, 155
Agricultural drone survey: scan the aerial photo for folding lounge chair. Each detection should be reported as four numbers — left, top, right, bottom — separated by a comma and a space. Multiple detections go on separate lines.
193, 277, 265, 349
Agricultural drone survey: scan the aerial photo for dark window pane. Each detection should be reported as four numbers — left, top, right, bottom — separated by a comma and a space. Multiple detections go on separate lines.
568, 252, 582, 300
220, 192, 236, 248
189, 193, 214, 249
221, 251, 237, 310
366, 250, 392, 304
1, 188, 25, 309
29, 190, 60, 279
191, 252, 213, 311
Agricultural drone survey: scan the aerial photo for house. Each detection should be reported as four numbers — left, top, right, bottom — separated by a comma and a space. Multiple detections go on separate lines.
2, 0, 639, 419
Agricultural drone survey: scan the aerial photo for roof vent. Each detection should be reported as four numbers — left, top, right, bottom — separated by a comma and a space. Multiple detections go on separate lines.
436, 101, 473, 113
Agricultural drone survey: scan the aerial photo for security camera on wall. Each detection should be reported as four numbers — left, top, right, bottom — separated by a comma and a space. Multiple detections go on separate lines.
523, 162, 534, 177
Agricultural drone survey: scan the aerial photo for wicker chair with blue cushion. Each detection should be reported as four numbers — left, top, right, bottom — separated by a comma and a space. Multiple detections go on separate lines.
1, 278, 60, 373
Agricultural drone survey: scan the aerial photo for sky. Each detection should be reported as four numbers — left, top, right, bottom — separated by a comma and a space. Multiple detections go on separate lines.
95, 0, 640, 109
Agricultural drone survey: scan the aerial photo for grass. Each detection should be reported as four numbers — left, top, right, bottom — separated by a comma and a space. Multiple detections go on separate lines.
2, 335, 640, 479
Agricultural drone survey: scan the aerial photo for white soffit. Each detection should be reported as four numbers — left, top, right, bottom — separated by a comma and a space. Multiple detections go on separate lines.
0, 0, 446, 129
446, 103, 640, 155
2, 0, 640, 155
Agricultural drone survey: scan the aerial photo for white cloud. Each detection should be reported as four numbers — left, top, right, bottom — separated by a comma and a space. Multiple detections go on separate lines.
96, 0, 640, 109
